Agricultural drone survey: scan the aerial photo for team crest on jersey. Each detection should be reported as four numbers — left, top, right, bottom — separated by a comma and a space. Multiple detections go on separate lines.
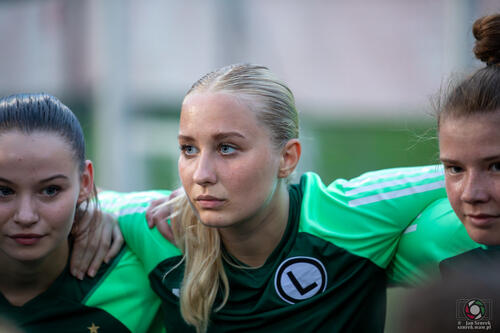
274, 256, 327, 304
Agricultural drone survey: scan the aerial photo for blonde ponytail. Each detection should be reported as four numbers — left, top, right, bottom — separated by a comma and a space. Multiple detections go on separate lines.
170, 63, 299, 332
168, 195, 229, 333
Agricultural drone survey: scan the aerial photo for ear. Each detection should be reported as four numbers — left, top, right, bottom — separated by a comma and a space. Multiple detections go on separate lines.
278, 139, 301, 178
78, 160, 94, 204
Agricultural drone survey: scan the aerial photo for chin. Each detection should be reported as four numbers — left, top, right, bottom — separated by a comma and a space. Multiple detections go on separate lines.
8, 249, 45, 263
467, 229, 500, 246
197, 213, 232, 228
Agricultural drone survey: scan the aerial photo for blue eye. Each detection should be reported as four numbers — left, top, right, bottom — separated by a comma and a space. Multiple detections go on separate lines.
0, 186, 14, 197
445, 165, 463, 175
42, 185, 61, 197
181, 145, 198, 156
219, 144, 236, 155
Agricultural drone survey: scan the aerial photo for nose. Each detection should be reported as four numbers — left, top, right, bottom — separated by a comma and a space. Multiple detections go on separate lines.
193, 151, 217, 186
461, 171, 490, 204
14, 195, 39, 226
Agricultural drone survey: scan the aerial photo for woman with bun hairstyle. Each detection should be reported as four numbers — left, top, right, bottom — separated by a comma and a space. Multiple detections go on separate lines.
112, 63, 459, 333
435, 13, 500, 275
439, 14, 500, 247
388, 14, 500, 284
390, 15, 500, 332
0, 93, 167, 332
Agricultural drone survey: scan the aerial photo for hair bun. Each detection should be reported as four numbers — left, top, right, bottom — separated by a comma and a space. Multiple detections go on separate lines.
472, 14, 500, 65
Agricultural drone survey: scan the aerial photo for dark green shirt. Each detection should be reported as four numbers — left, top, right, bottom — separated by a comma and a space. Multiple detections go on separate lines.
1, 246, 163, 333
113, 167, 448, 332
150, 184, 386, 332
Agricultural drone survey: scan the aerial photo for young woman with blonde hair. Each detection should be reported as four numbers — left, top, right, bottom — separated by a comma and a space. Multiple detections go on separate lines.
112, 63, 462, 332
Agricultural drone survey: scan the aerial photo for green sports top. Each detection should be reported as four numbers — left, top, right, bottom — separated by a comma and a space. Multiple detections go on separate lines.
0, 246, 164, 333
387, 198, 481, 285
0, 190, 172, 333
111, 165, 452, 332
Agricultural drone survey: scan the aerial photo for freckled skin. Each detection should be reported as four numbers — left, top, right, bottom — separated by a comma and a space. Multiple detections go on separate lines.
439, 111, 500, 245
178, 92, 283, 232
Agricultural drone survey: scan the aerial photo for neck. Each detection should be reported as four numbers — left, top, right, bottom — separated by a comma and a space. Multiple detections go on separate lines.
219, 180, 290, 267
0, 241, 69, 306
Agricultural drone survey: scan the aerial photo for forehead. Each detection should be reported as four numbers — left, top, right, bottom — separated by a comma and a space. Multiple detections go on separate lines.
180, 92, 265, 136
0, 130, 78, 178
0, 130, 71, 150
439, 112, 500, 159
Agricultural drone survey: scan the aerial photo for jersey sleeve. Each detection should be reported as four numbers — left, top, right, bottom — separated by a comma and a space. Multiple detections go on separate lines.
386, 198, 480, 286
299, 165, 447, 269
99, 190, 181, 273
84, 247, 166, 333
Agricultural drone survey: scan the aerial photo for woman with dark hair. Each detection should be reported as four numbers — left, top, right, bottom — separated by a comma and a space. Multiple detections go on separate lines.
0, 93, 166, 332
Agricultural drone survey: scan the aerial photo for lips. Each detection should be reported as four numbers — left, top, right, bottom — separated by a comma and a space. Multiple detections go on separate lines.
466, 214, 500, 228
10, 233, 44, 245
195, 195, 226, 209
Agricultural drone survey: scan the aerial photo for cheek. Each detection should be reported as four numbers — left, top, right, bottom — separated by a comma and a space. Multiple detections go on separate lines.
227, 155, 278, 196
0, 203, 15, 230
178, 157, 193, 188
445, 179, 457, 199
445, 179, 463, 214
445, 179, 459, 197
43, 197, 78, 234
493, 181, 500, 200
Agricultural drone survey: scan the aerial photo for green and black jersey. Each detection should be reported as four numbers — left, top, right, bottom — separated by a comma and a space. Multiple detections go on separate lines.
150, 182, 386, 332
0, 246, 164, 333
390, 199, 497, 282
98, 190, 180, 276
113, 166, 452, 332
1, 190, 172, 333
387, 198, 481, 285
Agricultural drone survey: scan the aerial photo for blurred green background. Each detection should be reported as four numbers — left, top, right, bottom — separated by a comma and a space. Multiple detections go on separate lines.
74, 99, 440, 189
2, 2, 487, 332
302, 117, 439, 182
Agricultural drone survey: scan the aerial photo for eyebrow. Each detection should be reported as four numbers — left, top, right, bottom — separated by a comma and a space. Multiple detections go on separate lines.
440, 155, 500, 163
0, 175, 69, 184
213, 132, 246, 140
0, 177, 13, 184
39, 175, 69, 183
178, 135, 193, 142
482, 155, 500, 162
178, 132, 246, 141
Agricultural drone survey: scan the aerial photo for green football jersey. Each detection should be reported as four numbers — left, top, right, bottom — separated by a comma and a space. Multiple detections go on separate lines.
114, 166, 449, 332
0, 246, 164, 333
387, 198, 481, 285
0, 190, 175, 333
99, 190, 181, 274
